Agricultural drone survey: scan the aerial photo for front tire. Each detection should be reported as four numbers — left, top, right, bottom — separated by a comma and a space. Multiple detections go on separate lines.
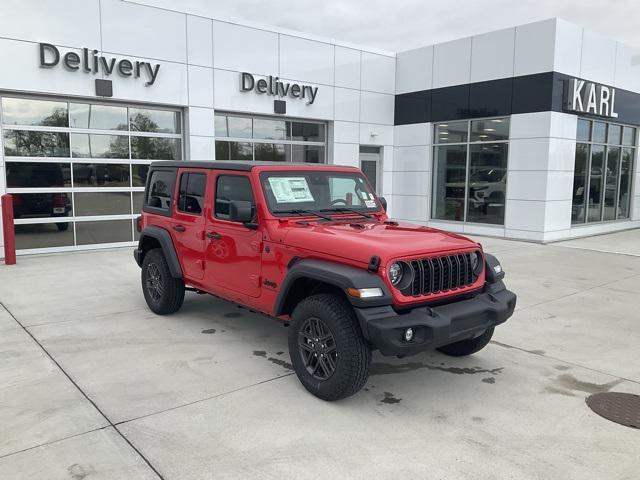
436, 327, 494, 357
288, 294, 371, 401
141, 248, 185, 315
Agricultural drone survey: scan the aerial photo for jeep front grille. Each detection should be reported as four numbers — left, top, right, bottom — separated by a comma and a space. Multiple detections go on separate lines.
405, 253, 477, 296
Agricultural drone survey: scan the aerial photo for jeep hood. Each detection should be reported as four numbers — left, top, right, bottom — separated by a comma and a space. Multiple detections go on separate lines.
281, 220, 479, 264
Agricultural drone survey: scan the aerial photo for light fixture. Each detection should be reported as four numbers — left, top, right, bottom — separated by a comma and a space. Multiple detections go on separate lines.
404, 328, 414, 342
491, 119, 503, 123
484, 128, 495, 132
346, 287, 384, 299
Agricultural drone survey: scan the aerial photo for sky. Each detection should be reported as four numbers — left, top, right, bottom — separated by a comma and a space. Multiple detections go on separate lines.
132, 0, 640, 53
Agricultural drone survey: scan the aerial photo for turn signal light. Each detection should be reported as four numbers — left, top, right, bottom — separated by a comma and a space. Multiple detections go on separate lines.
346, 287, 384, 299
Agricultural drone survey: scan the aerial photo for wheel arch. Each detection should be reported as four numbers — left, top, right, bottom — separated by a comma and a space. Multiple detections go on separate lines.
274, 259, 392, 317
135, 226, 183, 279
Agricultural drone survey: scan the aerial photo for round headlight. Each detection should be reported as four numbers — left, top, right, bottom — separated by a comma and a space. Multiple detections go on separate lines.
388, 262, 403, 285
470, 251, 483, 275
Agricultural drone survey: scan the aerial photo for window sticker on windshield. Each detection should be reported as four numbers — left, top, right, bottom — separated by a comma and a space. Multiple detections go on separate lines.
365, 199, 376, 208
268, 177, 315, 203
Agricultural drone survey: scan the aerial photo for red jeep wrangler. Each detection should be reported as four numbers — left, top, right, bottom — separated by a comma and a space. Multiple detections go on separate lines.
134, 161, 516, 400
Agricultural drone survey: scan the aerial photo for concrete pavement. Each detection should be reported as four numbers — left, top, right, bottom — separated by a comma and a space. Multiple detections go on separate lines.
0, 231, 639, 479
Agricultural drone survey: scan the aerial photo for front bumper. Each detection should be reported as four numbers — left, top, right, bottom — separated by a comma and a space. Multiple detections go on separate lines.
353, 282, 516, 357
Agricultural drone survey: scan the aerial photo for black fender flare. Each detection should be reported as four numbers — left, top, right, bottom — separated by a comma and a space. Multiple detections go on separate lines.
135, 226, 183, 279
274, 259, 393, 316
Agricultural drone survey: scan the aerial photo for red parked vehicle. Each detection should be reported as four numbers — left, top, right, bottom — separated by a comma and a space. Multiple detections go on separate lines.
134, 161, 516, 400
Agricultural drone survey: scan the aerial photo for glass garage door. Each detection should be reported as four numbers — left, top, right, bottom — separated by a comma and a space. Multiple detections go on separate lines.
214, 112, 326, 163
0, 96, 183, 253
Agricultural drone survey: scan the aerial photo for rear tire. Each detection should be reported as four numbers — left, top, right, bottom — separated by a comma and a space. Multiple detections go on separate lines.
141, 248, 185, 315
288, 294, 371, 401
437, 327, 494, 357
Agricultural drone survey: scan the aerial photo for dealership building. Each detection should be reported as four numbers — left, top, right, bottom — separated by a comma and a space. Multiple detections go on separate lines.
0, 0, 639, 256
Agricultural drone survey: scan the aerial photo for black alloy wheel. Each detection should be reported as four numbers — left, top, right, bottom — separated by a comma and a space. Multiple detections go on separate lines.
141, 248, 185, 315
297, 317, 337, 380
145, 262, 164, 301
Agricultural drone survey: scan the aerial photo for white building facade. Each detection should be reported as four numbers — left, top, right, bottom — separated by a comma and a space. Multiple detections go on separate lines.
0, 1, 638, 255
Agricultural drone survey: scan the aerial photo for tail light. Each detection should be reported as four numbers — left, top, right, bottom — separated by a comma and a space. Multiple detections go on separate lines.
136, 215, 143, 233
51, 193, 65, 207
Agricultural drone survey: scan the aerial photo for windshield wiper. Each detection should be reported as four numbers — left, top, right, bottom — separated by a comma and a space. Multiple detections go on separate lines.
320, 207, 373, 219
272, 209, 334, 221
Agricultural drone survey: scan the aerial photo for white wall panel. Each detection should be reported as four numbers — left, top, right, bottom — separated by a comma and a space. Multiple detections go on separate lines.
614, 43, 640, 93
432, 38, 471, 88
395, 46, 433, 94
394, 123, 430, 146
510, 112, 551, 139
0, 39, 95, 97
506, 171, 549, 201
187, 16, 213, 67
360, 91, 394, 125
547, 138, 577, 171
359, 124, 393, 145
470, 28, 515, 83
361, 52, 395, 94
334, 87, 360, 122
545, 200, 572, 231
392, 195, 429, 222
505, 200, 546, 231
213, 21, 278, 75
189, 135, 214, 161
553, 18, 582, 78
277, 78, 333, 120
333, 121, 359, 144
334, 46, 361, 90
549, 112, 578, 140
508, 138, 552, 171
332, 143, 359, 167
392, 171, 429, 196
213, 69, 331, 119
102, 53, 188, 106
279, 35, 334, 85
0, 0, 101, 47
101, 0, 186, 63
514, 19, 556, 76
188, 65, 214, 107
214, 68, 272, 115
188, 107, 215, 136
393, 146, 430, 171
580, 29, 617, 86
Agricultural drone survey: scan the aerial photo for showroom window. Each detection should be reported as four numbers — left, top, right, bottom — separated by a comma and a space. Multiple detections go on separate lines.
215, 113, 326, 163
431, 117, 509, 225
1, 96, 183, 252
571, 119, 636, 224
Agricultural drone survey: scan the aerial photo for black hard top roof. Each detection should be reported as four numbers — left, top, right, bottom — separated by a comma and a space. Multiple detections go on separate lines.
150, 160, 358, 171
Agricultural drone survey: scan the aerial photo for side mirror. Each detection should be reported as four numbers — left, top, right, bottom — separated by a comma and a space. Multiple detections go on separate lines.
378, 196, 387, 212
229, 200, 254, 224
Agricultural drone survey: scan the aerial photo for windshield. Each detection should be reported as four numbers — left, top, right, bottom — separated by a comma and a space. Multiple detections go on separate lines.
260, 171, 381, 215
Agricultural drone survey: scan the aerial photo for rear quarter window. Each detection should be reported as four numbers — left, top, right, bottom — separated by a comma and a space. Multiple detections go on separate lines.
145, 169, 176, 212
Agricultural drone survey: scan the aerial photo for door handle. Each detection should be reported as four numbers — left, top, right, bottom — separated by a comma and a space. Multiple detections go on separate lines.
172, 224, 186, 232
206, 231, 221, 240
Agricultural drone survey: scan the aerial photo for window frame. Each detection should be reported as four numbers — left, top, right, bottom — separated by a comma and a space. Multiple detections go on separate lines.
431, 116, 510, 226
142, 168, 177, 217
572, 118, 637, 226
176, 171, 206, 216
214, 112, 327, 163
213, 173, 256, 222
1, 94, 185, 253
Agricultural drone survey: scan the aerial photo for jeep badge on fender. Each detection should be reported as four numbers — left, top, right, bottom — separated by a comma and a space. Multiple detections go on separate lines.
133, 161, 517, 401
